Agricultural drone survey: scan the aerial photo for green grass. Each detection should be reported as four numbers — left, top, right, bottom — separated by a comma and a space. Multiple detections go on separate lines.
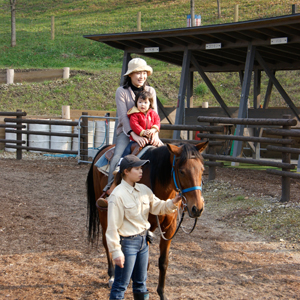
0, 0, 298, 70
0, 0, 300, 115
204, 180, 300, 244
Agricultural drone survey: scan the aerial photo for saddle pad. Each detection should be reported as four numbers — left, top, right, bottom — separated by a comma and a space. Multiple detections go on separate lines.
95, 147, 115, 169
137, 145, 155, 159
95, 145, 155, 176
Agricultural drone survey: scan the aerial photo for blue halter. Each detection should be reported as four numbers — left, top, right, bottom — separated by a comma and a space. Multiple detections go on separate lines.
171, 155, 202, 196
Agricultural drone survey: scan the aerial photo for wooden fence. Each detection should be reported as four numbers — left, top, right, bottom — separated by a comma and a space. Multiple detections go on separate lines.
2, 111, 299, 202
0, 111, 116, 163
0, 110, 85, 160
0, 68, 70, 84
161, 115, 299, 202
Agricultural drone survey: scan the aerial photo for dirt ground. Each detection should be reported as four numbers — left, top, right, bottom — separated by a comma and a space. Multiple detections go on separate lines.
0, 155, 299, 300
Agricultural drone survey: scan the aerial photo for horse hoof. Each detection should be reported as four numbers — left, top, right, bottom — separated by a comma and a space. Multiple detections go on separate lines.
108, 276, 114, 288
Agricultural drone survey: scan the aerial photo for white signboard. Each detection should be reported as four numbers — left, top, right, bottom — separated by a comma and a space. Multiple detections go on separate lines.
270, 37, 288, 45
144, 47, 159, 53
205, 43, 222, 50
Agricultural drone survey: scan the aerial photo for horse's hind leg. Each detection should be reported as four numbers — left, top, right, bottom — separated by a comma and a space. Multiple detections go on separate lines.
98, 210, 115, 287
103, 232, 115, 287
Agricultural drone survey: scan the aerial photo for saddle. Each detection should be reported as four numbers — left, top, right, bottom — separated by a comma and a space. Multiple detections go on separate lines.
105, 142, 142, 161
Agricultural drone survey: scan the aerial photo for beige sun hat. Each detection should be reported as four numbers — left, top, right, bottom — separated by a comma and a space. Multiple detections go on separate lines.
123, 58, 153, 76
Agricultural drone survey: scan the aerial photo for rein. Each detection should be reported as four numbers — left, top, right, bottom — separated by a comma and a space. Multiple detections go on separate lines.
156, 155, 201, 241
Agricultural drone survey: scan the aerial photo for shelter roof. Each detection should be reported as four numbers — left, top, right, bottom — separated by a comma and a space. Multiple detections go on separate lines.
84, 14, 300, 72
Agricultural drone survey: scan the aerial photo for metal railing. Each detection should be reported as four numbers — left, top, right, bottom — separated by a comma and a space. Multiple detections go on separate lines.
77, 114, 118, 164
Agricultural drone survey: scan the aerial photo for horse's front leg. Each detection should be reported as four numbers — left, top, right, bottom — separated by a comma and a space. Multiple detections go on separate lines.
157, 238, 172, 300
157, 214, 177, 300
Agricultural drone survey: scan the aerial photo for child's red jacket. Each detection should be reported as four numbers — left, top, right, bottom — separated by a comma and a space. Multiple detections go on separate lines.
127, 107, 160, 141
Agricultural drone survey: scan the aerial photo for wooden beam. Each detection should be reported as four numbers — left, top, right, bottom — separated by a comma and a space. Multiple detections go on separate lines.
256, 51, 300, 121
253, 69, 261, 109
120, 51, 132, 84
264, 128, 300, 137
196, 116, 297, 126
202, 153, 295, 169
186, 71, 193, 108
263, 71, 275, 109
173, 48, 191, 139
156, 97, 174, 124
267, 169, 300, 179
267, 145, 300, 154
232, 43, 256, 158
196, 133, 294, 144
161, 124, 224, 132
191, 55, 232, 118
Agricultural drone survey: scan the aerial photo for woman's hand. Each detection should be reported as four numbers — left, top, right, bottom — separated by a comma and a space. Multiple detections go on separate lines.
172, 194, 182, 204
149, 132, 163, 147
114, 255, 125, 268
131, 131, 148, 147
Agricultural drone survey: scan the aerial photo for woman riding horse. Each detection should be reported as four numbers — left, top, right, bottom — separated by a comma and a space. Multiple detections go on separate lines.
102, 58, 162, 199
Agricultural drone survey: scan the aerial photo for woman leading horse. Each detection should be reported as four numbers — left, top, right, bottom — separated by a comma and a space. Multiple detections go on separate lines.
87, 141, 208, 300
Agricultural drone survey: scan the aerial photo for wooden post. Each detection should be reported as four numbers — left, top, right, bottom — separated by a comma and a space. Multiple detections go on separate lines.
7, 69, 14, 84
63, 67, 70, 79
208, 121, 217, 180
234, 4, 239, 22
173, 49, 191, 139
280, 115, 291, 202
16, 109, 22, 160
190, 0, 195, 27
217, 0, 221, 19
292, 4, 297, 14
231, 44, 256, 162
187, 71, 193, 140
10, 0, 16, 47
137, 12, 141, 31
62, 106, 70, 119
51, 16, 55, 40
80, 112, 88, 162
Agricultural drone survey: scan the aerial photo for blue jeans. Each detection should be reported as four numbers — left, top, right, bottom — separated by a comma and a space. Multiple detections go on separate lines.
122, 140, 135, 157
104, 132, 130, 191
109, 234, 149, 300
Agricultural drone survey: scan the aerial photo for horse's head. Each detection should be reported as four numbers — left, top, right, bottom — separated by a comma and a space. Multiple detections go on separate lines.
167, 141, 208, 218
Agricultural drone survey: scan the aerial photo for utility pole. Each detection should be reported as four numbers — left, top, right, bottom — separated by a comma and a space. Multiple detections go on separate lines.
190, 0, 195, 26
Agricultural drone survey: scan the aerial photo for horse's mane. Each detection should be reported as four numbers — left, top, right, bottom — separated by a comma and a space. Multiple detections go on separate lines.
141, 142, 204, 190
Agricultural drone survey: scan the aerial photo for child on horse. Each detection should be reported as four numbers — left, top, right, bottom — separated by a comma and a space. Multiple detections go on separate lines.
106, 155, 181, 300
122, 90, 162, 157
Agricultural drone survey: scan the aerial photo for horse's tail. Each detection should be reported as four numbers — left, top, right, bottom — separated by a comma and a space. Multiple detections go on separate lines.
86, 145, 110, 245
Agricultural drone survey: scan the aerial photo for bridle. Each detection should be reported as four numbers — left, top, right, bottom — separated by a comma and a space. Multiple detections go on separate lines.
172, 155, 203, 203
156, 154, 203, 241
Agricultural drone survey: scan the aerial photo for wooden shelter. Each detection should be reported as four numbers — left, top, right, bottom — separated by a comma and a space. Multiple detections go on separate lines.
84, 14, 300, 157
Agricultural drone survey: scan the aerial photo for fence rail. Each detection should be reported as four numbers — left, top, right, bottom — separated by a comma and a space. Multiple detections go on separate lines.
158, 115, 300, 202
2, 110, 299, 202
0, 110, 117, 163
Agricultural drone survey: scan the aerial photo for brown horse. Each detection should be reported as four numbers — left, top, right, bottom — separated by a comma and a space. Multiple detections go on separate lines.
86, 141, 208, 300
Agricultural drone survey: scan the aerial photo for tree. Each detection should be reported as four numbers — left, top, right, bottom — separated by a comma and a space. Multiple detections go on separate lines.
217, 0, 221, 18
10, 0, 17, 47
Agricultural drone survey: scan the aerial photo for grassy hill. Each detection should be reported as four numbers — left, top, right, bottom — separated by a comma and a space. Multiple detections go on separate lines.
0, 0, 299, 116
